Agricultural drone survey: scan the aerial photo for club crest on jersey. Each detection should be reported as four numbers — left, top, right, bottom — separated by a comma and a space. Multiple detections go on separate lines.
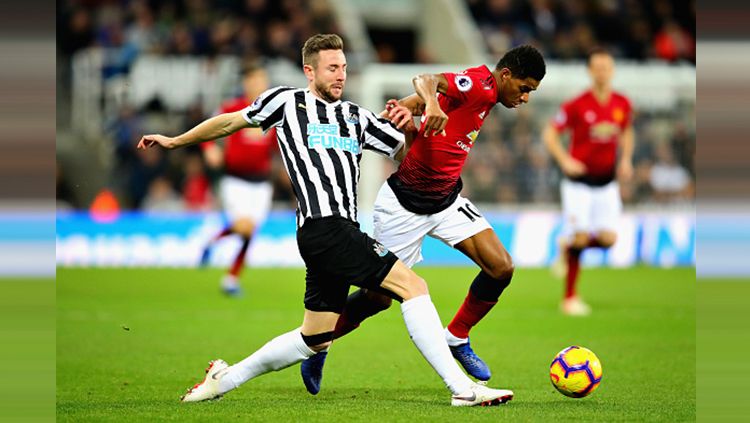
612, 108, 625, 123
345, 112, 359, 124
584, 110, 596, 123
455, 75, 473, 92
307, 123, 361, 154
554, 110, 567, 125
249, 97, 262, 111
373, 242, 389, 257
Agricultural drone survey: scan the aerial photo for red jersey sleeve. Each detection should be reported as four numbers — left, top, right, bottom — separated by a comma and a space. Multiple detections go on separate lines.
441, 70, 485, 107
551, 100, 575, 131
267, 127, 279, 155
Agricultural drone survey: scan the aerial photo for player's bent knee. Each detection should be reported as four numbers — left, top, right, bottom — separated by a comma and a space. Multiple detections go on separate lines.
402, 274, 429, 300
233, 218, 256, 237
484, 253, 514, 281
380, 261, 428, 301
570, 233, 589, 249
597, 232, 617, 248
498, 262, 515, 283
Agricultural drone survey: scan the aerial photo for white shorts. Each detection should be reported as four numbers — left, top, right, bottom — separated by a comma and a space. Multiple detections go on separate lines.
218, 176, 273, 223
560, 179, 622, 234
372, 182, 491, 267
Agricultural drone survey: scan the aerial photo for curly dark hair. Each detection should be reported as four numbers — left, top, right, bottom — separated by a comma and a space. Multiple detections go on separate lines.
496, 45, 546, 82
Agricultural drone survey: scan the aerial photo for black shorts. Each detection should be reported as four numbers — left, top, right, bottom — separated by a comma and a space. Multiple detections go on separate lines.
297, 216, 399, 313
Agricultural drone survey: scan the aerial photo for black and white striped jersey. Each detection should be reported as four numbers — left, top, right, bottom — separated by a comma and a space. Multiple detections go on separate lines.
240, 86, 404, 228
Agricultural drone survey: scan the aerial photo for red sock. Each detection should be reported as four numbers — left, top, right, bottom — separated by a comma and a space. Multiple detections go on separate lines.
565, 247, 582, 299
229, 238, 250, 277
333, 312, 360, 339
447, 290, 498, 339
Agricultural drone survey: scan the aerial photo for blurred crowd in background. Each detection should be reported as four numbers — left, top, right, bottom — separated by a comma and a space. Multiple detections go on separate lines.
56, 0, 695, 212
58, 0, 695, 64
57, 0, 340, 66
466, 0, 694, 63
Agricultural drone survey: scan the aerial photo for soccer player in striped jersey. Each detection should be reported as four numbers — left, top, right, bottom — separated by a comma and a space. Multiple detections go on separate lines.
301, 45, 546, 393
138, 34, 514, 407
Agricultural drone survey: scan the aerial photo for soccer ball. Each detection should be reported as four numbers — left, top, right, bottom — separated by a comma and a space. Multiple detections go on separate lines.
549, 346, 602, 398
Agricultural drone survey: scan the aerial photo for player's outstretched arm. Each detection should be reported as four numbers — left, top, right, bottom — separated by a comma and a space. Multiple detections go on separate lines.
137, 111, 252, 150
542, 122, 586, 177
412, 73, 449, 136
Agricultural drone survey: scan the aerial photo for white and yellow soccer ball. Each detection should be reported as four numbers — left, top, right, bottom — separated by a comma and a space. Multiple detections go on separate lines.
549, 346, 603, 398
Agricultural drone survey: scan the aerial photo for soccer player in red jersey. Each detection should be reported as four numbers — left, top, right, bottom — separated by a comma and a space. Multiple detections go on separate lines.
542, 48, 634, 316
301, 45, 546, 393
199, 64, 283, 295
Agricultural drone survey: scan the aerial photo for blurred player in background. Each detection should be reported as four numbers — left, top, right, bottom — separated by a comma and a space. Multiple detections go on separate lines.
199, 64, 282, 296
301, 45, 546, 394
139, 34, 514, 407
543, 48, 634, 316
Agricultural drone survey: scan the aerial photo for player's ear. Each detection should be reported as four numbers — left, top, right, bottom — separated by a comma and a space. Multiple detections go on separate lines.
500, 68, 512, 81
303, 64, 314, 81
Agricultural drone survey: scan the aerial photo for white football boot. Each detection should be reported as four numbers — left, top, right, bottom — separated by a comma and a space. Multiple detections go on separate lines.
451, 383, 514, 407
561, 296, 592, 316
181, 359, 230, 402
221, 275, 242, 297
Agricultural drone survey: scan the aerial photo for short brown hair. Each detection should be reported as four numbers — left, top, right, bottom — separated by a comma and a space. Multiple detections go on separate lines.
587, 47, 613, 65
302, 34, 344, 67
240, 61, 264, 77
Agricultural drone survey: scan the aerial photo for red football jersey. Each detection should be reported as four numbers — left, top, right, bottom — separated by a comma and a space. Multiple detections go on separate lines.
202, 97, 277, 180
552, 90, 632, 181
391, 65, 497, 213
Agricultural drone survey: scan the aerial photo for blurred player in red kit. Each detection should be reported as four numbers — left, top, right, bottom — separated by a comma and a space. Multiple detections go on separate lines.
543, 48, 634, 316
301, 45, 546, 393
200, 64, 283, 295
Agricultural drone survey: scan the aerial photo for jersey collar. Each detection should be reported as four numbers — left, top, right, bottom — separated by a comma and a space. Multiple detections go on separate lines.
479, 64, 501, 104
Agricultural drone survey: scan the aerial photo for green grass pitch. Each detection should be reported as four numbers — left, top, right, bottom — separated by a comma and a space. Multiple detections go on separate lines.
57, 267, 695, 422
697, 279, 750, 422
1, 279, 55, 422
